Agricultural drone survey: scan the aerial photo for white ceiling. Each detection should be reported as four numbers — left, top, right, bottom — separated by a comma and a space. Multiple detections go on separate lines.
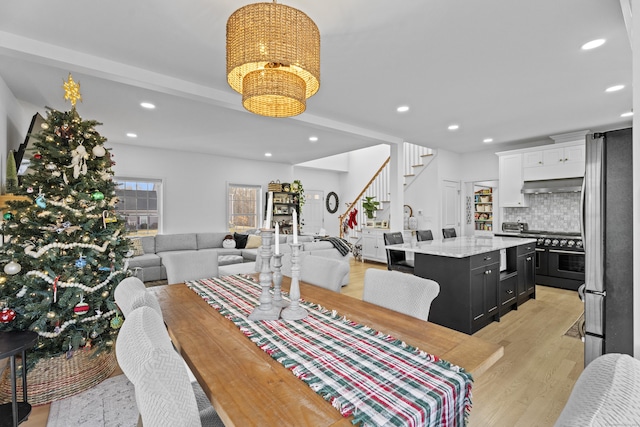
0, 0, 632, 165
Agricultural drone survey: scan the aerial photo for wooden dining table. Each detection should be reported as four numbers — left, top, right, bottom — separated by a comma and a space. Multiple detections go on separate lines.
150, 276, 503, 427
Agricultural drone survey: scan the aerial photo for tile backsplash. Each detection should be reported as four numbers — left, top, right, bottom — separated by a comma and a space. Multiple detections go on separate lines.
503, 193, 580, 232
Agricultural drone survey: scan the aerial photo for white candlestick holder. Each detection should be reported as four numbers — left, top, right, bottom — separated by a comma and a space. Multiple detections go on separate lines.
249, 229, 281, 320
271, 253, 288, 308
281, 243, 308, 320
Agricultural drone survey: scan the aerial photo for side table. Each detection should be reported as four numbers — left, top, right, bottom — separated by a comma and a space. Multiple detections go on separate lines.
0, 331, 38, 427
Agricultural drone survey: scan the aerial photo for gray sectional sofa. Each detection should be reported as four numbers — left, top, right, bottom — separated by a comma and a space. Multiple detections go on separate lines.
128, 232, 257, 282
127, 232, 352, 284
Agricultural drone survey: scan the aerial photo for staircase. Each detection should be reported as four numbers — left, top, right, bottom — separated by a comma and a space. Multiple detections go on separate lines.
339, 142, 436, 241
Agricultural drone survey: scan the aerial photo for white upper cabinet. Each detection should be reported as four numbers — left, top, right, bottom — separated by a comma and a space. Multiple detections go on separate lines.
498, 153, 529, 207
522, 142, 585, 181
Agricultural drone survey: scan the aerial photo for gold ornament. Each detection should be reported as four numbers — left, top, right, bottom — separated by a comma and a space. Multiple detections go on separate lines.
63, 73, 82, 107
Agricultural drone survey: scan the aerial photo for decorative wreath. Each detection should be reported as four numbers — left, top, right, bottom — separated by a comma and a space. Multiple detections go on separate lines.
326, 191, 339, 213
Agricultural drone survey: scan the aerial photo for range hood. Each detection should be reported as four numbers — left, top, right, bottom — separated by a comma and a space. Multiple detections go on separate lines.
521, 177, 583, 194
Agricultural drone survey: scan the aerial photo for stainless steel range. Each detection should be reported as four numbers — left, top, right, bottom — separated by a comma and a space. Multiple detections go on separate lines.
496, 223, 585, 291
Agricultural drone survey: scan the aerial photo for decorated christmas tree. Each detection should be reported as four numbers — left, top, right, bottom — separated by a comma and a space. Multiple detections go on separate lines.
0, 74, 130, 367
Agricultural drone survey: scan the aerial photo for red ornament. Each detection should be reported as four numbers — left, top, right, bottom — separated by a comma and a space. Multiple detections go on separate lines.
0, 308, 17, 323
33, 153, 42, 160
74, 302, 90, 315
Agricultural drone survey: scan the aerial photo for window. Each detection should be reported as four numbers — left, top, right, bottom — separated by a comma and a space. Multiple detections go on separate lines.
114, 178, 162, 236
228, 184, 261, 232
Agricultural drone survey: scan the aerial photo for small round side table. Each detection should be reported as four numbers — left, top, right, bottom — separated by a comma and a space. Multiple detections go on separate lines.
0, 331, 38, 427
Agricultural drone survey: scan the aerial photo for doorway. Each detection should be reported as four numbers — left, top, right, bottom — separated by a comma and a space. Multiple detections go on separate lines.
302, 190, 324, 235
441, 180, 460, 237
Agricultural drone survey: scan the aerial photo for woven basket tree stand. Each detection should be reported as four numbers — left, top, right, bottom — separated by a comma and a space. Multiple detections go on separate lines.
0, 348, 117, 406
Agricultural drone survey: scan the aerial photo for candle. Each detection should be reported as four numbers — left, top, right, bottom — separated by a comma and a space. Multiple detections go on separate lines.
265, 191, 273, 229
275, 222, 280, 254
292, 208, 298, 244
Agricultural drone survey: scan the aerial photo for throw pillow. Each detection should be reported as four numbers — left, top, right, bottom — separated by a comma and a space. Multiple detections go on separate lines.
130, 238, 145, 256
233, 232, 249, 249
222, 238, 236, 249
245, 234, 262, 249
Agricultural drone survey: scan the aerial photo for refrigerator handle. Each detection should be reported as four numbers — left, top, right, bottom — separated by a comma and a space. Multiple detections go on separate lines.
578, 283, 586, 302
579, 173, 586, 246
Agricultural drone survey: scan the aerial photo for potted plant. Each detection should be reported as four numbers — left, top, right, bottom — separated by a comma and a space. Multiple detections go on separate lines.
362, 196, 380, 219
291, 179, 304, 207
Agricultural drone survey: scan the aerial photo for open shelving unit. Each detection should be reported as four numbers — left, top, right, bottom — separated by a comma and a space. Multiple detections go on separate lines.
474, 187, 493, 232
268, 191, 300, 234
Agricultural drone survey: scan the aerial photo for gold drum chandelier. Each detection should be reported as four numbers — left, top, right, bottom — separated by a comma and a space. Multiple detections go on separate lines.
226, 1, 320, 117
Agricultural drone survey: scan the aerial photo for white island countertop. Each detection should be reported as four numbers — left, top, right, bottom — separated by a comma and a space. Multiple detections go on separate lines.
386, 235, 537, 258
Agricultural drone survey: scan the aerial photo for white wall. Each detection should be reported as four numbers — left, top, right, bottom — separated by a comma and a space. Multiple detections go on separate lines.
339, 144, 389, 207
111, 142, 298, 234
0, 77, 32, 190
292, 166, 342, 236
632, 0, 639, 358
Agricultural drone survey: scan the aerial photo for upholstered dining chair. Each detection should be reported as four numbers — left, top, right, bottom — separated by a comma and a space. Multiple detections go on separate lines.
363, 269, 440, 322
114, 276, 163, 318
116, 306, 224, 427
279, 253, 348, 293
382, 232, 414, 274
162, 251, 219, 284
416, 229, 434, 241
114, 277, 147, 317
442, 228, 457, 238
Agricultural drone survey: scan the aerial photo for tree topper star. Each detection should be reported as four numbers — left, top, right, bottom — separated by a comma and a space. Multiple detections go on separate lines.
63, 73, 82, 106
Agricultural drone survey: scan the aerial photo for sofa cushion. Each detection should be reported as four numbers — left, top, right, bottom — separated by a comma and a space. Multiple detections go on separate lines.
303, 241, 334, 251
286, 235, 314, 244
140, 236, 156, 254
234, 232, 249, 249
197, 248, 242, 257
241, 248, 258, 262
155, 233, 197, 253
197, 232, 228, 250
128, 253, 162, 269
218, 255, 244, 266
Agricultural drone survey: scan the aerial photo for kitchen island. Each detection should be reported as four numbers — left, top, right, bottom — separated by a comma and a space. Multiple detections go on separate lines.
386, 236, 537, 334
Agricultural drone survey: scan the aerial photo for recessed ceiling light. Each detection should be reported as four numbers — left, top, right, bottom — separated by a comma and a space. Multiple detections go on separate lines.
140, 102, 156, 109
448, 124, 459, 131
397, 105, 410, 113
621, 111, 633, 117
581, 39, 605, 50
309, 136, 318, 142
264, 152, 272, 157
126, 133, 137, 138
483, 138, 493, 143
605, 85, 624, 92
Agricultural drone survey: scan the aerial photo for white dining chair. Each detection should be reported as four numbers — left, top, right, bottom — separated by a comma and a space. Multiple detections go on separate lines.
114, 277, 147, 317
363, 269, 440, 321
116, 306, 224, 427
162, 251, 219, 284
278, 253, 348, 293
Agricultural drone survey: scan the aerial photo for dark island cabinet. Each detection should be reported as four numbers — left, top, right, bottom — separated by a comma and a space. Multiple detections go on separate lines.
516, 243, 536, 305
470, 261, 500, 332
414, 243, 535, 335
416, 250, 501, 335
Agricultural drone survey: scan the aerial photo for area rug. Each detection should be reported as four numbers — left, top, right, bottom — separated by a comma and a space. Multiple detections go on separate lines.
564, 313, 584, 339
46, 374, 137, 427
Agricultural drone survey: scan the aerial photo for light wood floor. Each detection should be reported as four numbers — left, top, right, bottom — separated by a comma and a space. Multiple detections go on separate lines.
15, 258, 583, 427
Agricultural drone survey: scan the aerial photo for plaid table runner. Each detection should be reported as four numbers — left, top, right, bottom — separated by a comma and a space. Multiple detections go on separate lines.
187, 275, 473, 427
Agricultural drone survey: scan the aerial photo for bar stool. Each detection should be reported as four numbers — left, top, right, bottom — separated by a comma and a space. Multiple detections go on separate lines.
0, 331, 38, 427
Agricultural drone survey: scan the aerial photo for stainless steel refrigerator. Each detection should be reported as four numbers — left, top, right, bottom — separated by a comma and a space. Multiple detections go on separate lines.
580, 127, 634, 366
